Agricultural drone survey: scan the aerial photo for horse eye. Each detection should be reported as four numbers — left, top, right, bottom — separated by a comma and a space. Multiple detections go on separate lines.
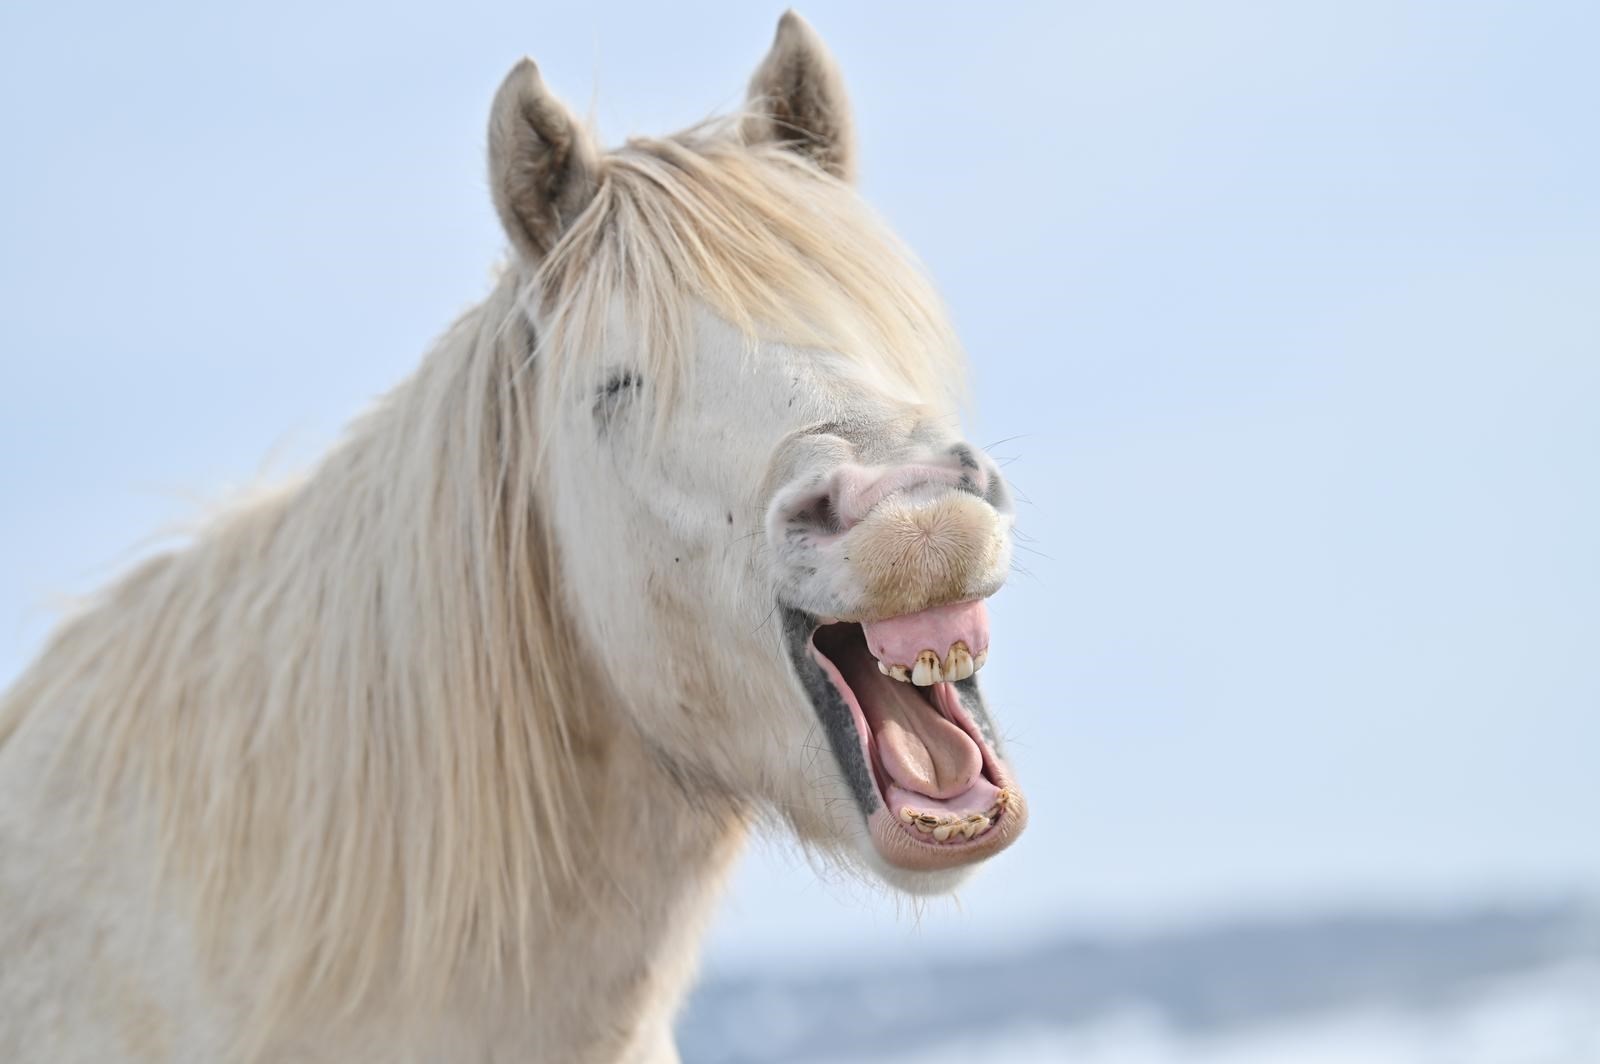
594, 370, 642, 425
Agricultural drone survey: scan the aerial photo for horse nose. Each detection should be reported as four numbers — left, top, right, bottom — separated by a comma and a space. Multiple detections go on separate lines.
780, 443, 1002, 539
767, 439, 1014, 620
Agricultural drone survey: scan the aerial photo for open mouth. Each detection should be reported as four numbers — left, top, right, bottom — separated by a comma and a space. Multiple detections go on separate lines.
783, 599, 1027, 872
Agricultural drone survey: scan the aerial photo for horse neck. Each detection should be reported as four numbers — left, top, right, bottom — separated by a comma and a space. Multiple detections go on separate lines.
525, 721, 747, 1057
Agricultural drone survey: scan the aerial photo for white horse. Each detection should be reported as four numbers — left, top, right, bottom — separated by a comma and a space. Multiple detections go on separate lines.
0, 13, 1026, 1062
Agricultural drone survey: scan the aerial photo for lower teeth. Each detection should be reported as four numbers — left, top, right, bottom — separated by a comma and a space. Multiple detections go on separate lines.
898, 805, 998, 842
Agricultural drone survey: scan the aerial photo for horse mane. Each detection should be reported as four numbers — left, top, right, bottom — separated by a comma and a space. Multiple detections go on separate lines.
1, 276, 594, 1033
0, 124, 962, 1035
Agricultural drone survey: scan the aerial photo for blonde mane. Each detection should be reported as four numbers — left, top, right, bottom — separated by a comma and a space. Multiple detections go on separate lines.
533, 129, 965, 426
0, 127, 962, 1039
2, 277, 591, 1036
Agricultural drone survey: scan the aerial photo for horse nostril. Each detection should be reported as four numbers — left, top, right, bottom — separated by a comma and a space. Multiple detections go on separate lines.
812, 494, 842, 535
788, 489, 846, 537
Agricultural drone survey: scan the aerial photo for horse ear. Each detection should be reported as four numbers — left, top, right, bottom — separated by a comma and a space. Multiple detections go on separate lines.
488, 58, 600, 263
742, 11, 856, 183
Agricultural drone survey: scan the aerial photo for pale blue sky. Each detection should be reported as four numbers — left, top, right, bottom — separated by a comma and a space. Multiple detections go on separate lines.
2, 2, 1596, 971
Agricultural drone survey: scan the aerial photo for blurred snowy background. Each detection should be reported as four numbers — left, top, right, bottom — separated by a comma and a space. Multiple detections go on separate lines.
2, 2, 1596, 1061
681, 902, 1600, 1063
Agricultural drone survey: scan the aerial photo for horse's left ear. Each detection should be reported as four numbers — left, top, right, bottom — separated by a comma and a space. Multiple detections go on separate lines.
488, 58, 601, 264
742, 11, 856, 183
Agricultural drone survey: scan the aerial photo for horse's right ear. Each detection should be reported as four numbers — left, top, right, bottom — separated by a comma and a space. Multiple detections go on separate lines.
742, 11, 855, 182
488, 58, 600, 264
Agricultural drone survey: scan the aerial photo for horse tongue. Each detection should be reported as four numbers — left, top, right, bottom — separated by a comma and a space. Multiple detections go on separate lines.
859, 674, 982, 800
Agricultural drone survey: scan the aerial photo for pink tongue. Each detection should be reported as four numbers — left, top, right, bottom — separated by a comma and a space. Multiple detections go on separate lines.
868, 689, 982, 799
861, 599, 989, 670
846, 601, 992, 800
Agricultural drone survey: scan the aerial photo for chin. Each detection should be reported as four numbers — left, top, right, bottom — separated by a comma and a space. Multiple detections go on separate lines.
858, 853, 981, 897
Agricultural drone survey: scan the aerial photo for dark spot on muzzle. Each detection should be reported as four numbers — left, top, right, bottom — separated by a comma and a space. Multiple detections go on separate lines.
949, 443, 986, 499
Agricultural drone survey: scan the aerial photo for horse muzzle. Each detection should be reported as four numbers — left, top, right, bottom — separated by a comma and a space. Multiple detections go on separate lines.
766, 443, 1015, 624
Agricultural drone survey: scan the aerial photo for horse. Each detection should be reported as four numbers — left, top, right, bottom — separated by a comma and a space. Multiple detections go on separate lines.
0, 12, 1027, 1062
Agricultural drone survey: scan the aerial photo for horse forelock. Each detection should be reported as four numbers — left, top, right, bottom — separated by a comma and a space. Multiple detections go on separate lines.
525, 126, 969, 433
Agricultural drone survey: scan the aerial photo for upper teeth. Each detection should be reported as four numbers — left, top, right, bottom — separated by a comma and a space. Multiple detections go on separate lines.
877, 640, 986, 685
